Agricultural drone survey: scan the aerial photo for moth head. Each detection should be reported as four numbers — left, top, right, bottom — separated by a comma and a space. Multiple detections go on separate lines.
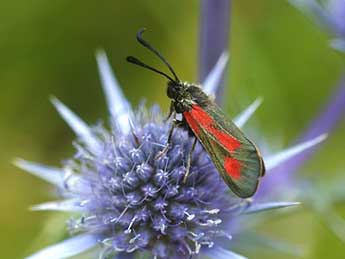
167, 81, 185, 100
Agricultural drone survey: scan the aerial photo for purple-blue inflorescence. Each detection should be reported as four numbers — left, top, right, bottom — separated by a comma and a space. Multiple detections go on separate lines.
64, 107, 237, 259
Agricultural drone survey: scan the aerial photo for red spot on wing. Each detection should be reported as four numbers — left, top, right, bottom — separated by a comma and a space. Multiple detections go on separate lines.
184, 105, 241, 151
224, 157, 241, 180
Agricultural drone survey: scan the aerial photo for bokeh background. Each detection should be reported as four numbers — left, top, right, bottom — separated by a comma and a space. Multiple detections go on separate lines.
1, 1, 344, 259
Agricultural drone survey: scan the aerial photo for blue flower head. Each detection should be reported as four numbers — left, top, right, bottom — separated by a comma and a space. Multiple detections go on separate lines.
16, 51, 324, 259
63, 105, 237, 258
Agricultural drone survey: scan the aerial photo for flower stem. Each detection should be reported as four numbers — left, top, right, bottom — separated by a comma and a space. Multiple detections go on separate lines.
199, 0, 231, 105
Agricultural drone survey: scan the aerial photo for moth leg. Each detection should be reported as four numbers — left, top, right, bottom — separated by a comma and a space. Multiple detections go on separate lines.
183, 137, 198, 183
155, 117, 181, 159
164, 101, 175, 122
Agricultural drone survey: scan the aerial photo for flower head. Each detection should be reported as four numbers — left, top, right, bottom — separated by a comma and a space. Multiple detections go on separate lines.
16, 51, 323, 259
63, 105, 238, 258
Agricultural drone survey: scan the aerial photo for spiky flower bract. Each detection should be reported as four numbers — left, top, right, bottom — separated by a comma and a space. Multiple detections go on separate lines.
16, 51, 324, 259
289, 0, 345, 52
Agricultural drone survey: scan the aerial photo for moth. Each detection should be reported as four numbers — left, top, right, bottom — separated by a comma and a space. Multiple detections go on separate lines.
127, 29, 265, 198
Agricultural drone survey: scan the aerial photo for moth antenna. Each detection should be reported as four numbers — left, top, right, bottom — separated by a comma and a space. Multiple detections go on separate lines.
126, 56, 176, 82
136, 28, 180, 82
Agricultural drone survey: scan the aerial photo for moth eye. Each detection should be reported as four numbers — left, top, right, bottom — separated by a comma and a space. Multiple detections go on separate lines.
167, 86, 175, 99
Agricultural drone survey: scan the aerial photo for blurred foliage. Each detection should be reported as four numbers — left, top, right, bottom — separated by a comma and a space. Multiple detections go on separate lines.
0, 0, 344, 259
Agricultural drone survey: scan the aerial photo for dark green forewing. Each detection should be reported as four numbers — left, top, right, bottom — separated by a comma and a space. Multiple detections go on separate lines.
183, 103, 265, 198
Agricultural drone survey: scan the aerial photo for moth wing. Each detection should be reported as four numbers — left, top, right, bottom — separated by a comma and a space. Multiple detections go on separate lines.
183, 104, 264, 198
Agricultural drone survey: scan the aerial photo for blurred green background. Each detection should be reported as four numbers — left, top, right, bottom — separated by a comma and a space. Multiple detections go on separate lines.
1, 1, 344, 259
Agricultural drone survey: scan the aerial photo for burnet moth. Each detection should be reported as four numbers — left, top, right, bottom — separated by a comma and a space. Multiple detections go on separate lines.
127, 29, 265, 198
